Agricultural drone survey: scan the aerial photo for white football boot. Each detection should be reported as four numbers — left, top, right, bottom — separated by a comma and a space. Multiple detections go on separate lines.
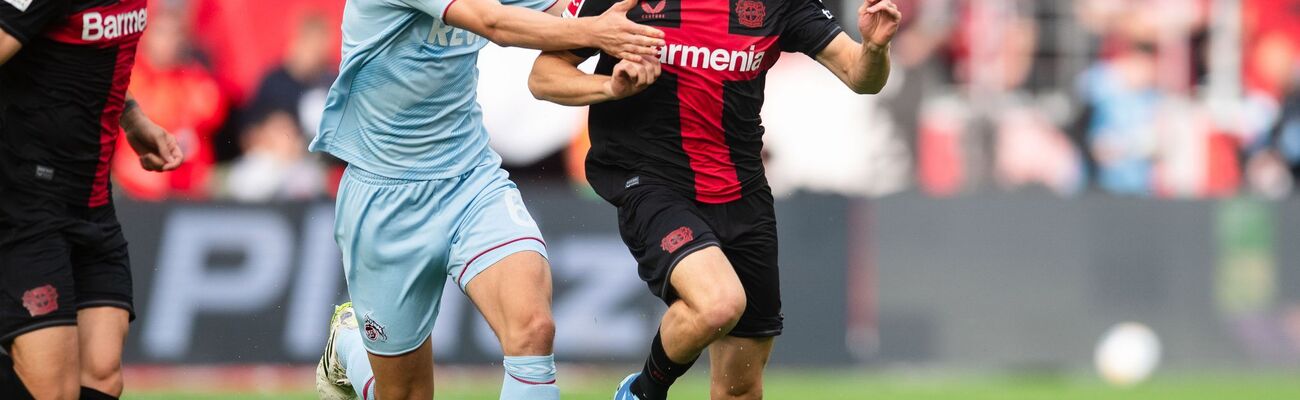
317, 302, 360, 400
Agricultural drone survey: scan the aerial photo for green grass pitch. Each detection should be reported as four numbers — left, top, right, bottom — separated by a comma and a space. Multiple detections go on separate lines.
123, 370, 1300, 400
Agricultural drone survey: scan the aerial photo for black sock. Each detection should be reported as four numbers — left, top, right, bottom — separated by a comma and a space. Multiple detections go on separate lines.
632, 331, 697, 400
80, 387, 118, 400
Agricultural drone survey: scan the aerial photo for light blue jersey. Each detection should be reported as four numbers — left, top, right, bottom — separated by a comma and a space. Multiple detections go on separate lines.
310, 0, 555, 179
315, 0, 557, 362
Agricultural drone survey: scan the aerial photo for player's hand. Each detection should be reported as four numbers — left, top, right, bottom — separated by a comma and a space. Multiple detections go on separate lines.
591, 0, 666, 62
122, 112, 184, 172
604, 56, 660, 100
859, 0, 901, 47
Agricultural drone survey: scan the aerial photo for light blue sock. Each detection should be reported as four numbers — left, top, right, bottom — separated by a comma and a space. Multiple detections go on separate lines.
335, 328, 377, 400
501, 354, 559, 400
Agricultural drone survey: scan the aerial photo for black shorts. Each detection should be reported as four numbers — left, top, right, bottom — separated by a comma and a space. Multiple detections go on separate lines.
0, 187, 135, 349
614, 183, 782, 338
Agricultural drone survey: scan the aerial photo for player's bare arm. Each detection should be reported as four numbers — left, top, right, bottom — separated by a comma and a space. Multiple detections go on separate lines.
119, 93, 184, 172
445, 0, 665, 61
815, 0, 900, 94
0, 27, 20, 65
529, 50, 660, 106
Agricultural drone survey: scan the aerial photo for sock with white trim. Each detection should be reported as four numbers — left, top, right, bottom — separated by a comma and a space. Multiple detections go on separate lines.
500, 354, 559, 400
335, 327, 377, 400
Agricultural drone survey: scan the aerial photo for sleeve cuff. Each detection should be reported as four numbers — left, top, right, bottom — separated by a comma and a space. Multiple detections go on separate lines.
0, 19, 31, 45
805, 27, 843, 57
439, 0, 460, 21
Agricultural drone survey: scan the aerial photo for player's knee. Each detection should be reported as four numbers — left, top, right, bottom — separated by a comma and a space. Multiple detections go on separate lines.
503, 311, 555, 355
13, 355, 81, 399
27, 378, 80, 400
699, 290, 746, 333
80, 359, 123, 396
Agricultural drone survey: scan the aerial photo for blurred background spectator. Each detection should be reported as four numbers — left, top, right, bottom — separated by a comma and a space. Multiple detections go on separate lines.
222, 111, 327, 202
243, 13, 336, 143
113, 3, 227, 201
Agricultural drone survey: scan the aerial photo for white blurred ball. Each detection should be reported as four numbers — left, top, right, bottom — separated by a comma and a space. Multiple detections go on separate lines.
1094, 322, 1162, 387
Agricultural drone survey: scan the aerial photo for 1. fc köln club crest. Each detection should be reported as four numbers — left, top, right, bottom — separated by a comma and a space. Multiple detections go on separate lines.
736, 0, 766, 28
363, 313, 388, 343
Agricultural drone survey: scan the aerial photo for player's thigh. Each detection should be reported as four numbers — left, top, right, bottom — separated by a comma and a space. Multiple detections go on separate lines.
0, 205, 80, 397
10, 326, 80, 400
445, 166, 547, 291
449, 168, 553, 353
668, 247, 744, 311
366, 336, 435, 400
463, 251, 554, 355
708, 335, 775, 400
334, 167, 452, 356
615, 185, 736, 305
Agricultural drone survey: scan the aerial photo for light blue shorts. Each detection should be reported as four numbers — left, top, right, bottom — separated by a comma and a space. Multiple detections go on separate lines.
334, 162, 547, 355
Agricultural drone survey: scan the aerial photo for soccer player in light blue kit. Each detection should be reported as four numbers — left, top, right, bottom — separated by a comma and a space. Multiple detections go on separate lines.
308, 0, 664, 398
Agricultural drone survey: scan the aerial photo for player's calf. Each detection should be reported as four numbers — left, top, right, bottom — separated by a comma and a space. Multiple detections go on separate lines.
627, 247, 746, 400
712, 384, 763, 400
708, 336, 775, 400
368, 339, 435, 400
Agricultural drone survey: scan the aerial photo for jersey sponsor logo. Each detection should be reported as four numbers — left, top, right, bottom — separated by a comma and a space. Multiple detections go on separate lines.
640, 0, 666, 19
22, 284, 59, 317
43, 0, 147, 46
735, 0, 766, 28
3, 0, 31, 12
658, 43, 767, 72
660, 226, 694, 253
428, 18, 482, 47
82, 8, 148, 41
362, 313, 388, 342
563, 0, 585, 18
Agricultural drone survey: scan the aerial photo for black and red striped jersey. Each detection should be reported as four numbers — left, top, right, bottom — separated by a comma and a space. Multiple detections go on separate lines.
0, 0, 147, 207
567, 0, 842, 204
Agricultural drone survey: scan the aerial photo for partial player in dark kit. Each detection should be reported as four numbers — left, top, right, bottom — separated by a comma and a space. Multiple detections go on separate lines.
1, 1, 181, 398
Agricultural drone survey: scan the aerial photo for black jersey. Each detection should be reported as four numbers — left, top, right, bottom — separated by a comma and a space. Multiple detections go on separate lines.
0, 0, 147, 207
566, 0, 841, 204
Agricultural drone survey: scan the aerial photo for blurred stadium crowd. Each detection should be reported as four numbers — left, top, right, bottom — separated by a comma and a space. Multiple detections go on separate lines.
117, 0, 1300, 202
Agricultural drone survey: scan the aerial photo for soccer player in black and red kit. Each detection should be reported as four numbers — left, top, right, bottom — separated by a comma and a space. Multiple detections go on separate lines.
529, 0, 899, 398
0, 1, 181, 399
